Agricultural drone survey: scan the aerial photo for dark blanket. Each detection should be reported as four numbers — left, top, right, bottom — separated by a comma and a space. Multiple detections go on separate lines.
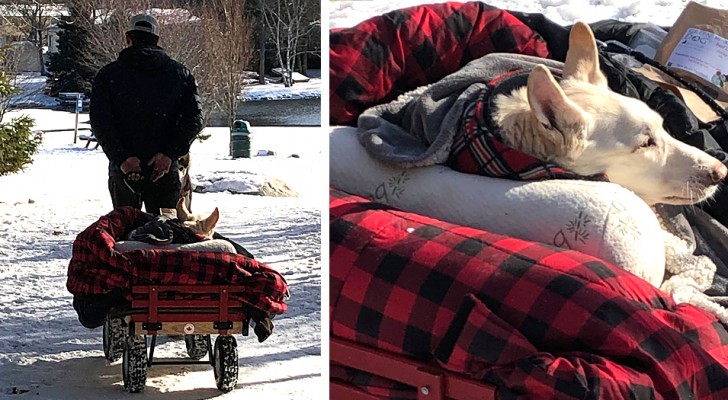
330, 188, 728, 399
126, 216, 202, 244
67, 207, 288, 327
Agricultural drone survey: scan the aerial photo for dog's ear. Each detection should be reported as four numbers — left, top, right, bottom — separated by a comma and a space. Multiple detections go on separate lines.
563, 21, 608, 88
176, 197, 191, 221
527, 65, 587, 160
201, 207, 219, 235
527, 65, 585, 130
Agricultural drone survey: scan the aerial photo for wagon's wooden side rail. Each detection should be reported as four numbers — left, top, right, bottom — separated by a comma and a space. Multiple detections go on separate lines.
129, 285, 249, 336
106, 285, 247, 392
330, 337, 497, 400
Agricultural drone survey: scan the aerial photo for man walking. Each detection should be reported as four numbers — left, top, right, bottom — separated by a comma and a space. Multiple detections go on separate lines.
91, 13, 203, 215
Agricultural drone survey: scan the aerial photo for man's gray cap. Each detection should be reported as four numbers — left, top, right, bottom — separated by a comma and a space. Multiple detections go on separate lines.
128, 14, 160, 37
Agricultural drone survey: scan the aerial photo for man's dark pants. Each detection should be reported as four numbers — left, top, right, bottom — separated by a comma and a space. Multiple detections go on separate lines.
108, 161, 181, 215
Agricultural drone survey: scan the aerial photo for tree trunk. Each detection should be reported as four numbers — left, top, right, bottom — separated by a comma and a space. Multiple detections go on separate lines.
38, 46, 44, 75
258, 27, 265, 85
37, 27, 46, 75
276, 48, 288, 87
228, 103, 235, 128
287, 56, 294, 87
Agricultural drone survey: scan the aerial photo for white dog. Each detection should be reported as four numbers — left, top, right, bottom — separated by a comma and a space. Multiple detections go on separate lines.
492, 22, 727, 205
491, 21, 728, 321
175, 198, 219, 240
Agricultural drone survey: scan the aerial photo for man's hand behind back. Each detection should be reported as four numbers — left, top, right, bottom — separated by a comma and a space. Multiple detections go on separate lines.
148, 153, 172, 182
120, 157, 142, 181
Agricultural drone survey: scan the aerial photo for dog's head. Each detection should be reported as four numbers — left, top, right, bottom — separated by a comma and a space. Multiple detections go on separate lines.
495, 22, 727, 205
175, 198, 219, 239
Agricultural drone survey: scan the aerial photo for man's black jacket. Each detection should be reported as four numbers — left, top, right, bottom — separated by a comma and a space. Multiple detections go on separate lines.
90, 45, 204, 168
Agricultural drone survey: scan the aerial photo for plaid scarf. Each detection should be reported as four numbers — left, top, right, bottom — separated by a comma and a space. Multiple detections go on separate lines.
448, 70, 608, 182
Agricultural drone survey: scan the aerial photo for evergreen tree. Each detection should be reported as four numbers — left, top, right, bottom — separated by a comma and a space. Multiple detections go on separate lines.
0, 47, 40, 177
46, 8, 95, 96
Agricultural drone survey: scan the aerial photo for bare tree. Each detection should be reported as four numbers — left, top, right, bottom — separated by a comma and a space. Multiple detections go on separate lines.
69, 0, 254, 127
0, 34, 44, 115
255, 0, 319, 87
195, 0, 254, 127
0, 1, 63, 74
0, 45, 21, 119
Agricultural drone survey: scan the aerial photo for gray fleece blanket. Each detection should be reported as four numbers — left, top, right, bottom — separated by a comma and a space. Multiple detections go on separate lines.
357, 53, 564, 168
656, 204, 728, 306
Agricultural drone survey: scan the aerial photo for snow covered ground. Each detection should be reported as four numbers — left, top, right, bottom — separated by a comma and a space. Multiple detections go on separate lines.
242, 78, 322, 102
329, 0, 728, 29
242, 70, 322, 102
8, 74, 57, 109
0, 109, 323, 398
9, 69, 321, 108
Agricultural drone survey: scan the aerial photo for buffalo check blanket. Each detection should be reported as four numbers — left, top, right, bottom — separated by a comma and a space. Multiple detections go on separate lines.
331, 2, 728, 397
329, 1, 549, 126
330, 188, 728, 399
67, 207, 288, 316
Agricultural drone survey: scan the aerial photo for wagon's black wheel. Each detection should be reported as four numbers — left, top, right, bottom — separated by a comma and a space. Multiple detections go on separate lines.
122, 335, 148, 393
213, 335, 238, 392
185, 334, 209, 360
103, 315, 126, 362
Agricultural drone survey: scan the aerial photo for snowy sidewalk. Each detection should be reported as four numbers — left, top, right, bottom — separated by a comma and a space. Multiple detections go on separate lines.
0, 109, 322, 398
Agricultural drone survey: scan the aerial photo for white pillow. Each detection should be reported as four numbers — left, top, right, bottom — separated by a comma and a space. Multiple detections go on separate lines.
330, 126, 665, 287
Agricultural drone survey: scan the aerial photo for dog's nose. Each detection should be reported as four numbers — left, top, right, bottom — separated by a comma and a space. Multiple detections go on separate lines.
711, 163, 728, 184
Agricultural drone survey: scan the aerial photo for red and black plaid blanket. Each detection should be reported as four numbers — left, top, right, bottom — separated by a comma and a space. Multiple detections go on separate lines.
331, 2, 728, 397
330, 1, 549, 126
67, 207, 288, 316
330, 188, 728, 399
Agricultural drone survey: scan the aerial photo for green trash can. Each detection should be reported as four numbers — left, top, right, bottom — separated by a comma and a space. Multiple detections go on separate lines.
230, 120, 252, 158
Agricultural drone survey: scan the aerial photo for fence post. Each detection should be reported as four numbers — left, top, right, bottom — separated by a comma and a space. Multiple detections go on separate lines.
73, 93, 82, 144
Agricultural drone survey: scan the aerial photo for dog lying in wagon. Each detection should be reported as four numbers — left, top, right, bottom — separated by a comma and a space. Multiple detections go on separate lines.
330, 2, 728, 399
67, 197, 288, 393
